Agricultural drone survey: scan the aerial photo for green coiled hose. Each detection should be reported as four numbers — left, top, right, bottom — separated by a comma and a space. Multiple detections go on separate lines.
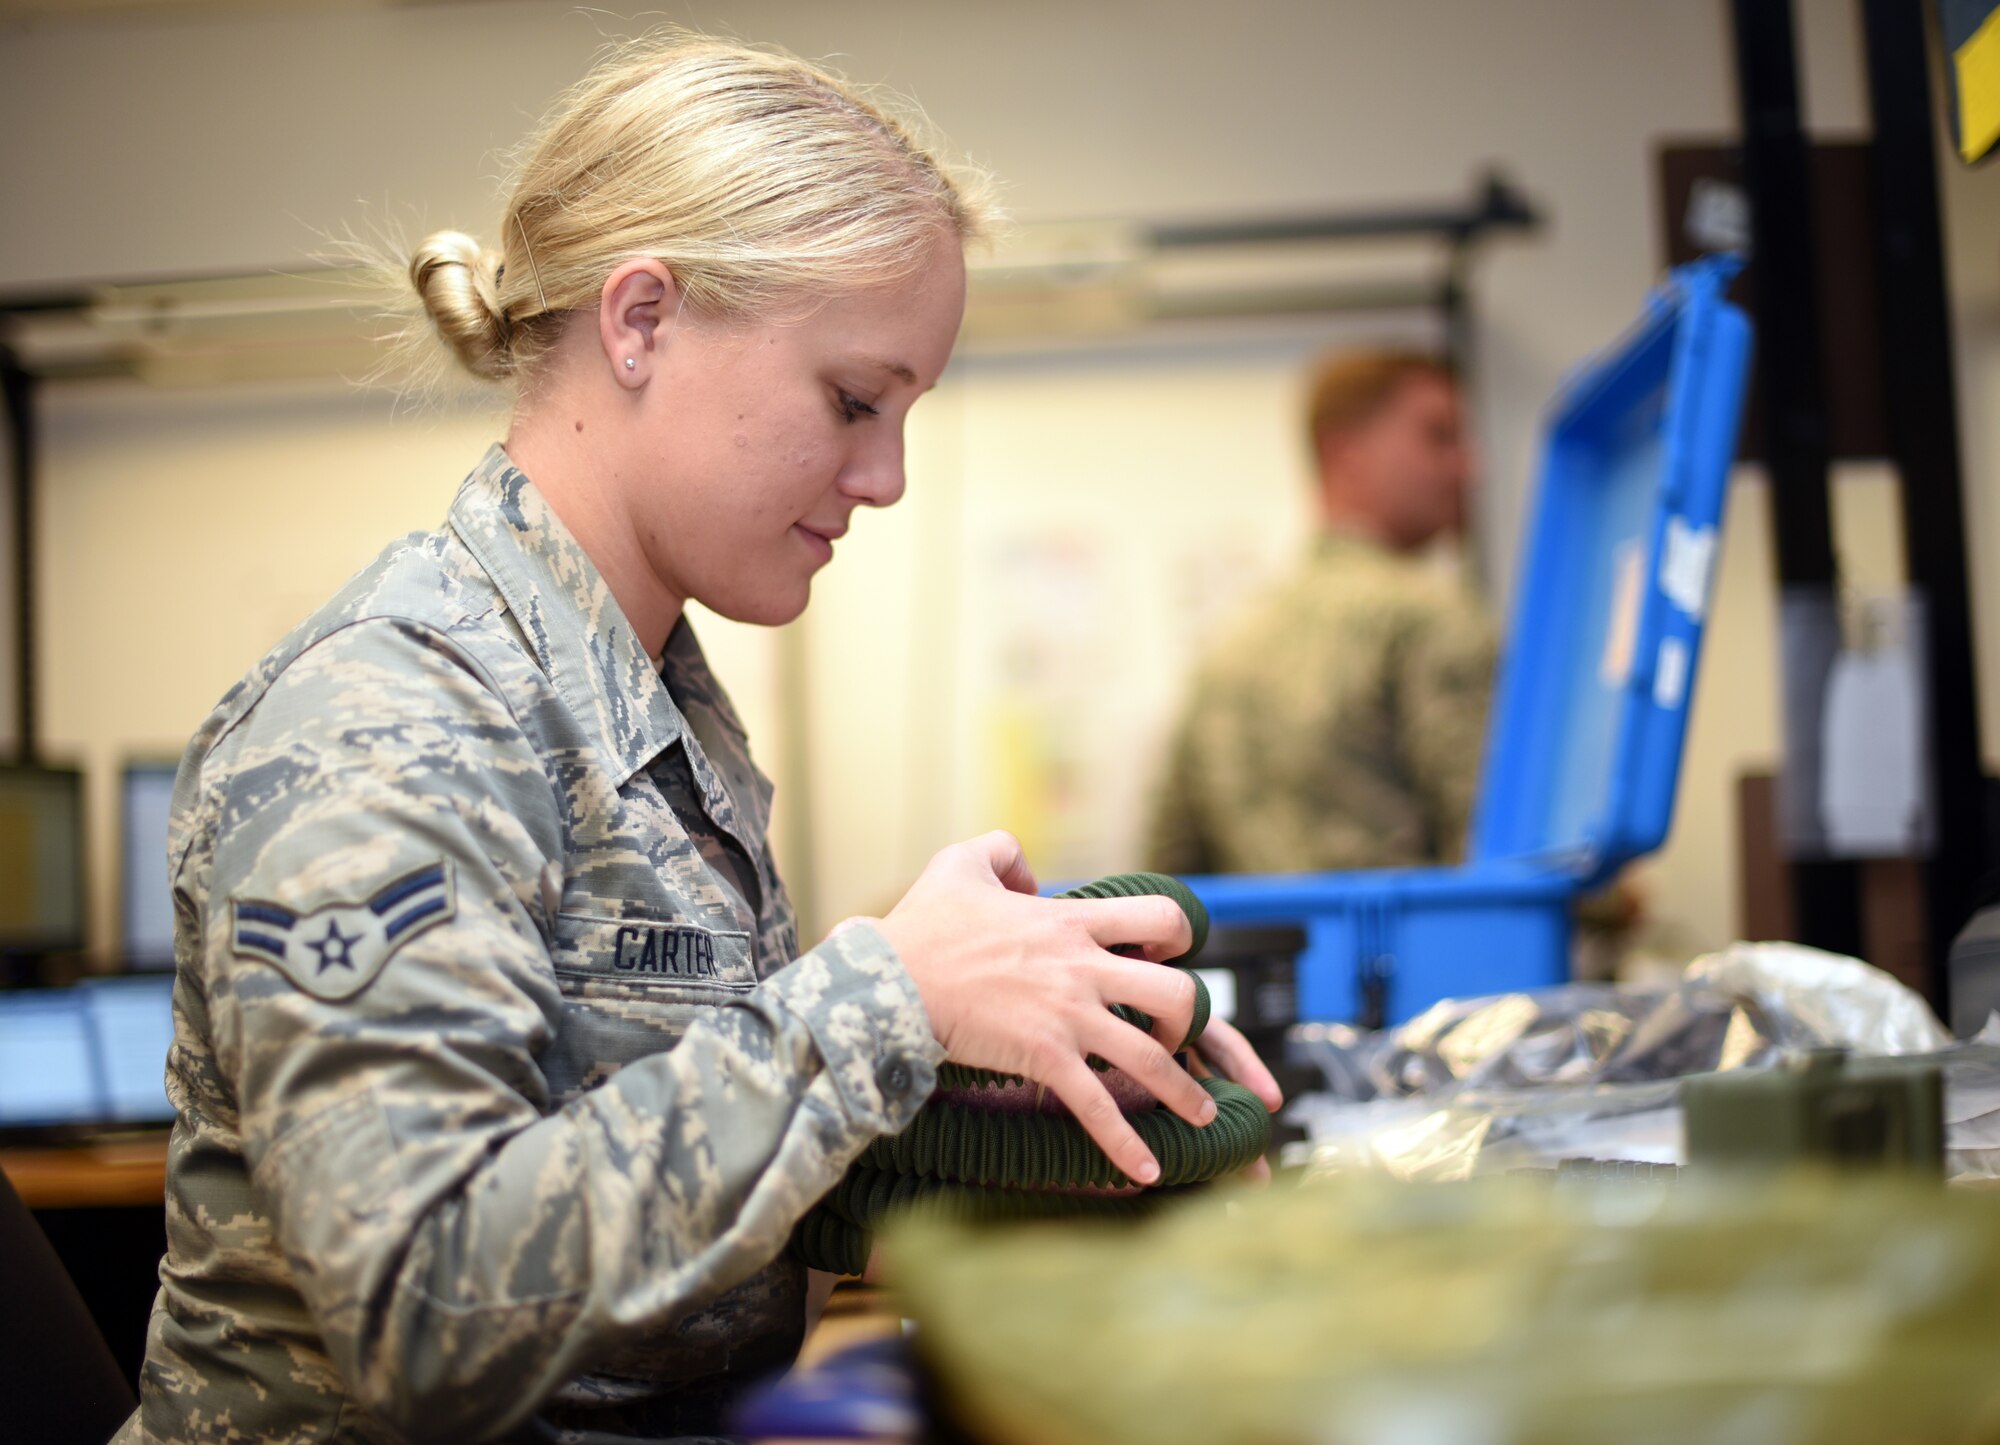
828, 1166, 1182, 1230
863, 1075, 1269, 1190
800, 1168, 1192, 1278
793, 872, 1270, 1274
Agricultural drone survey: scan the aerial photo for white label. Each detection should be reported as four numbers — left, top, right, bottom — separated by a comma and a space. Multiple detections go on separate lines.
1686, 177, 1752, 254
1654, 636, 1690, 710
1600, 539, 1645, 687
1660, 517, 1717, 619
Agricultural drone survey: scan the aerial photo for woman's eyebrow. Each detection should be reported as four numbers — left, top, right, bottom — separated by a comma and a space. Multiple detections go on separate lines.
856, 355, 917, 385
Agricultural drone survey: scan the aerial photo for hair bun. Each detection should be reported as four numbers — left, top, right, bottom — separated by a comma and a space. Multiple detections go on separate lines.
408, 230, 512, 381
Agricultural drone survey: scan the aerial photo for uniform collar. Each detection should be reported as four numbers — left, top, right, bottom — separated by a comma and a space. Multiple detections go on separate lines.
662, 613, 753, 739
447, 443, 746, 788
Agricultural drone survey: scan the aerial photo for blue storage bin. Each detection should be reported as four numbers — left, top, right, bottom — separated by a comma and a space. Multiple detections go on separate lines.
1185, 257, 1753, 1024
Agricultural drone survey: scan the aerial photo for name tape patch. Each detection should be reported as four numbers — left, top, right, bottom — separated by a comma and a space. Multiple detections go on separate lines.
610, 923, 721, 979
232, 861, 457, 1001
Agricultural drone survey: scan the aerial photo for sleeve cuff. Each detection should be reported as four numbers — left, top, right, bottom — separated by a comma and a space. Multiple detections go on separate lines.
764, 921, 944, 1136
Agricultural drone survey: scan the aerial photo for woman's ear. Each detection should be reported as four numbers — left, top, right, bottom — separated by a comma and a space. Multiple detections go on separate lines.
598, 258, 678, 388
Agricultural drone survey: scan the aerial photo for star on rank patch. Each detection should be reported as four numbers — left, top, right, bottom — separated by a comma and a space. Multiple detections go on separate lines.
230, 861, 457, 1001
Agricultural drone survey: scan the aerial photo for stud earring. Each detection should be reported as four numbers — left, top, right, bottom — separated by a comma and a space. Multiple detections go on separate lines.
624, 357, 637, 371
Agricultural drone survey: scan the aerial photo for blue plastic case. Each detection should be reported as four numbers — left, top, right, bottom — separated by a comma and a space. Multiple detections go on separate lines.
1188, 257, 1752, 1023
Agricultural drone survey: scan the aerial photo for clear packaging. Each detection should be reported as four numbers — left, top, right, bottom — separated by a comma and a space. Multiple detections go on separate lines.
1284, 943, 1983, 1182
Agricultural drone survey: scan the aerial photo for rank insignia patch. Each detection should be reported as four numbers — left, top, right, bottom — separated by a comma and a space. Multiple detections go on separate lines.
231, 861, 456, 1001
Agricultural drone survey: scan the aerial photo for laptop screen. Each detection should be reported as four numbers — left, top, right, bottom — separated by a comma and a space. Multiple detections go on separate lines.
86, 976, 176, 1123
0, 992, 99, 1126
0, 976, 175, 1129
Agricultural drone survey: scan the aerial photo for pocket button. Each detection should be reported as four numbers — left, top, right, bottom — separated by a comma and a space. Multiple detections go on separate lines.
876, 1057, 914, 1100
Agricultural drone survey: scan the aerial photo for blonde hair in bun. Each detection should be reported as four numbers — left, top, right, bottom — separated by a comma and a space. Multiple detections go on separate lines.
407, 230, 511, 382
395, 30, 995, 392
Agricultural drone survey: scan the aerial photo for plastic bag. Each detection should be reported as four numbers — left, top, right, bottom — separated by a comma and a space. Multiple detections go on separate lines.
1684, 940, 1952, 1055
1942, 1019, 2000, 1182
1286, 944, 1962, 1182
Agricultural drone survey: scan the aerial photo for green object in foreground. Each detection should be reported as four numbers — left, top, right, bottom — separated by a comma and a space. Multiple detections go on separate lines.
794, 872, 1265, 1275
1683, 1049, 1945, 1173
890, 1172, 2000, 1445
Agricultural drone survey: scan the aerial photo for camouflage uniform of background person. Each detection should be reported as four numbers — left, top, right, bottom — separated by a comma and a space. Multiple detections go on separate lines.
114, 34, 1281, 1445
1146, 351, 1497, 875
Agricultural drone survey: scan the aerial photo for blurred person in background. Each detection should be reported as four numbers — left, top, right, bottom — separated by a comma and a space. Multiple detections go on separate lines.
1146, 350, 1494, 875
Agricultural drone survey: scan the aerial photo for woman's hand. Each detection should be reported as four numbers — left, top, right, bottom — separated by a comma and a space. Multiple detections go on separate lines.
871, 831, 1217, 1186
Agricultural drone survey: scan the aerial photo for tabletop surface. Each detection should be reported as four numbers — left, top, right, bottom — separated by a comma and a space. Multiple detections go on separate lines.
0, 1135, 169, 1209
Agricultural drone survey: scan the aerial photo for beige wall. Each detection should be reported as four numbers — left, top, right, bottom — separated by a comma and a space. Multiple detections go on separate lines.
6, 0, 1998, 969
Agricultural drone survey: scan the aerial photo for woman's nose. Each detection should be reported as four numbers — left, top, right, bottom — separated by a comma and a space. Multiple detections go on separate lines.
842, 439, 907, 508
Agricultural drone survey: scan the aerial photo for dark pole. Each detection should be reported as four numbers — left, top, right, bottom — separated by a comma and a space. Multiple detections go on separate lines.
1146, 170, 1540, 249
1860, 0, 1990, 1009
1440, 239, 1474, 383
0, 352, 34, 764
1728, 0, 1865, 958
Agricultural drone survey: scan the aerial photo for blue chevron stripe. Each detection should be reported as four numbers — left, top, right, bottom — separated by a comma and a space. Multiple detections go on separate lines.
368, 864, 447, 917
385, 897, 449, 940
235, 929, 287, 959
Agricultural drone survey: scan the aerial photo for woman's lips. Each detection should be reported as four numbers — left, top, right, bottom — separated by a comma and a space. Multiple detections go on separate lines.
792, 523, 838, 563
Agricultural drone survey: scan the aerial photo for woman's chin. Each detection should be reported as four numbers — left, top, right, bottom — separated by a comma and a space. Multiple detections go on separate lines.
700, 580, 812, 628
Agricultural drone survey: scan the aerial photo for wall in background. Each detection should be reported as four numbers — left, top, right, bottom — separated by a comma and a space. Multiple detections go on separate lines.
4, 0, 1997, 969
0, 0, 1770, 603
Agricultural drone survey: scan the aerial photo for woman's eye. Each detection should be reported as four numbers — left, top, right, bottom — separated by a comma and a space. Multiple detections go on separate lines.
838, 392, 879, 424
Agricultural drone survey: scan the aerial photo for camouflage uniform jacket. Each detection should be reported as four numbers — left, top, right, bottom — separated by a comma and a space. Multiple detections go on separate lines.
1145, 532, 1497, 875
115, 445, 942, 1445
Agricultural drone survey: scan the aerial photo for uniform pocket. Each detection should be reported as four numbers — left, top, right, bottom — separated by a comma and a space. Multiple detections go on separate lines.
541, 912, 759, 1102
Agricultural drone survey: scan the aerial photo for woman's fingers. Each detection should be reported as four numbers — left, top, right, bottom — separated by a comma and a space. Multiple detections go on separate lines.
1064, 892, 1191, 959
1088, 955, 1199, 1051
1080, 1009, 1216, 1129
1037, 1051, 1163, 1185
1194, 1017, 1284, 1113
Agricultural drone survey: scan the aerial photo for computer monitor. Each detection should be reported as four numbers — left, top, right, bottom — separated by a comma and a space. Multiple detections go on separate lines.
0, 976, 175, 1132
82, 975, 175, 1123
121, 762, 179, 970
0, 991, 98, 1126
0, 764, 85, 960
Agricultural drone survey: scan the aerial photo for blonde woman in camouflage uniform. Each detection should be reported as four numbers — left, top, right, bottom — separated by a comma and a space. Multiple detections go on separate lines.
115, 35, 1280, 1445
